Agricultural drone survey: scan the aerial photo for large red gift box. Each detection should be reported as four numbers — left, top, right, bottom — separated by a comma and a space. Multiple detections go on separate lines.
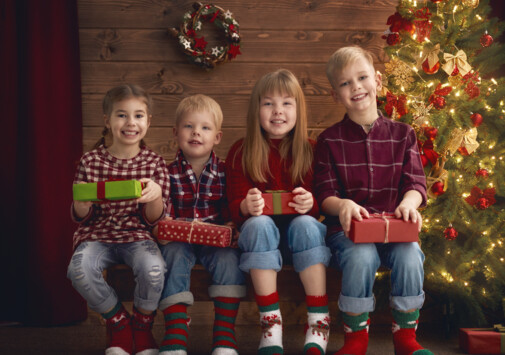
459, 326, 505, 354
349, 213, 419, 243
157, 219, 234, 248
262, 190, 298, 215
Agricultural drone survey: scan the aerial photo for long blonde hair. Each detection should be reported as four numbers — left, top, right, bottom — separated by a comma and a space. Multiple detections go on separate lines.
239, 69, 313, 184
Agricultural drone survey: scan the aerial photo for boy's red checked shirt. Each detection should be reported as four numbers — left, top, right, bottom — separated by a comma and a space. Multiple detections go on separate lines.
166, 149, 229, 224
314, 113, 427, 236
71, 146, 170, 249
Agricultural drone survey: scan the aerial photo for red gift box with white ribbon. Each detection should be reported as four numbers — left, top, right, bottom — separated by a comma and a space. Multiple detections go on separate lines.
157, 219, 235, 248
349, 212, 419, 243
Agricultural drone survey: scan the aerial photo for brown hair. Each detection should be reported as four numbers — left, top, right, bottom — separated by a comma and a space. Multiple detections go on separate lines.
93, 84, 154, 149
326, 46, 375, 89
237, 69, 313, 184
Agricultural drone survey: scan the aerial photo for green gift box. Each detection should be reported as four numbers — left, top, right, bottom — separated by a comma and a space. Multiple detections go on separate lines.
73, 180, 143, 202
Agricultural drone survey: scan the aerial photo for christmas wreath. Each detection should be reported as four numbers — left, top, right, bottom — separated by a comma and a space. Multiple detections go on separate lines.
170, 2, 241, 69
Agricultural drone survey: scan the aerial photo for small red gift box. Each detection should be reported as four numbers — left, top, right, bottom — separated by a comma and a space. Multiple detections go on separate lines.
459, 325, 505, 354
262, 190, 298, 215
157, 219, 234, 248
349, 213, 419, 243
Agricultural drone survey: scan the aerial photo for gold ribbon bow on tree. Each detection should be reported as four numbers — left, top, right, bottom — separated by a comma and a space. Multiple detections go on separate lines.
443, 128, 480, 155
442, 50, 472, 77
419, 44, 441, 70
426, 158, 449, 199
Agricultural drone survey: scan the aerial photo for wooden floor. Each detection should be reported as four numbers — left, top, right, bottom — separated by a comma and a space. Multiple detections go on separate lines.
0, 303, 466, 355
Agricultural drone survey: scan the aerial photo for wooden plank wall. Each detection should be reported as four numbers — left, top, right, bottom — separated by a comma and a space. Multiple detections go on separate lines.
77, 0, 397, 161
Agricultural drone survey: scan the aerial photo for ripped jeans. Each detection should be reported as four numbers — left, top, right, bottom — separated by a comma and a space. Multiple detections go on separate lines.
67, 240, 166, 314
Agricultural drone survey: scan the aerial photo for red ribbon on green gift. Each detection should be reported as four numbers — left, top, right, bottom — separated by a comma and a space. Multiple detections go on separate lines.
96, 180, 145, 201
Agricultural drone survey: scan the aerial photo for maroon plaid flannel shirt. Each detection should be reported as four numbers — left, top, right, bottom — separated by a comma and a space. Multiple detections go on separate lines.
71, 146, 170, 249
166, 149, 229, 224
314, 113, 427, 236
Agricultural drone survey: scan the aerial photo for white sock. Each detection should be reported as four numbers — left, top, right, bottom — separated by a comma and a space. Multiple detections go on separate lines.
258, 309, 283, 351
304, 311, 330, 353
211, 348, 238, 355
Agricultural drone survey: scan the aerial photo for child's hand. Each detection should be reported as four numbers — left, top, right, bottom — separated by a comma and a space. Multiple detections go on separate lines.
73, 182, 93, 219
241, 188, 264, 216
154, 217, 172, 245
137, 178, 162, 204
394, 201, 423, 232
338, 199, 370, 237
290, 187, 313, 214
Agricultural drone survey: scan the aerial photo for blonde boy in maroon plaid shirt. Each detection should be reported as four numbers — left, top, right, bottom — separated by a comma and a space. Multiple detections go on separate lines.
67, 84, 170, 355
314, 47, 433, 355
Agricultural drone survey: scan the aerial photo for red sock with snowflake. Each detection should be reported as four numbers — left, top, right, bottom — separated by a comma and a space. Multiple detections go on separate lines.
102, 302, 133, 355
392, 309, 434, 355
333, 312, 369, 355
304, 295, 330, 355
256, 292, 283, 355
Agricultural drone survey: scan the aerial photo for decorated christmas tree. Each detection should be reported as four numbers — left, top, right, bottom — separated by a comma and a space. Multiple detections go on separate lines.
379, 0, 505, 326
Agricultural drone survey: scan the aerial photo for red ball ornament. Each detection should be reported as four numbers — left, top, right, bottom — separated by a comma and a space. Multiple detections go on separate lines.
470, 113, 483, 127
480, 33, 493, 47
475, 197, 490, 210
424, 126, 438, 140
475, 168, 489, 178
451, 66, 459, 76
422, 58, 440, 74
432, 96, 446, 109
458, 146, 469, 156
444, 226, 458, 241
431, 181, 445, 196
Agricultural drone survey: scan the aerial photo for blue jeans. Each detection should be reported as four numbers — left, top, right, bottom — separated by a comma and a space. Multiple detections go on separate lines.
67, 240, 165, 314
158, 243, 246, 310
327, 231, 425, 313
238, 215, 331, 273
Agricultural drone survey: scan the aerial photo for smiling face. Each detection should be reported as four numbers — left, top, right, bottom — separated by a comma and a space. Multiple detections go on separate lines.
330, 57, 381, 118
174, 110, 222, 162
259, 93, 297, 139
105, 97, 150, 154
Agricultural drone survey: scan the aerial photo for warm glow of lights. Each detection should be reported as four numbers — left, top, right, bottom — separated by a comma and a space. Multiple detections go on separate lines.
489, 183, 494, 187
472, 260, 476, 264
491, 78, 498, 85
492, 156, 496, 160
455, 91, 461, 97
489, 145, 495, 149
453, 5, 458, 13
413, 66, 418, 72
464, 282, 468, 286
476, 15, 482, 20
462, 193, 469, 198
450, 109, 455, 114
420, 51, 423, 58
413, 34, 417, 40
436, 219, 440, 222
500, 258, 504, 262
427, 82, 434, 87
483, 231, 488, 235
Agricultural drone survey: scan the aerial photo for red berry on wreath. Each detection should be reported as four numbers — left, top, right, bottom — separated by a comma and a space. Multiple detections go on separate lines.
470, 113, 483, 127
444, 225, 458, 241
475, 197, 490, 210
475, 168, 489, 178
431, 181, 445, 196
422, 58, 440, 74
480, 33, 493, 47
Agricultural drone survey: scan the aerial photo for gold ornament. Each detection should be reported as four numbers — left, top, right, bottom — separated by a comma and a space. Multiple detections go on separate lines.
447, 74, 463, 88
442, 50, 472, 77
411, 101, 434, 126
385, 58, 415, 89
462, 0, 479, 9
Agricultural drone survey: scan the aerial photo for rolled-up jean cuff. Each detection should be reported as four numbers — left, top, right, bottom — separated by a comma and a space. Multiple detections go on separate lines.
209, 284, 247, 299
239, 250, 282, 273
292, 246, 331, 272
338, 293, 376, 314
158, 291, 194, 310
90, 292, 118, 314
390, 291, 425, 312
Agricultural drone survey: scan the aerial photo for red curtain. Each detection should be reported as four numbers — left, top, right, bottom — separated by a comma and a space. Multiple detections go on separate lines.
0, 0, 86, 325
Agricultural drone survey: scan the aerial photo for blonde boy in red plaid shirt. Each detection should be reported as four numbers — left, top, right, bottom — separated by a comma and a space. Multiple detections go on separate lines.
154, 94, 245, 355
